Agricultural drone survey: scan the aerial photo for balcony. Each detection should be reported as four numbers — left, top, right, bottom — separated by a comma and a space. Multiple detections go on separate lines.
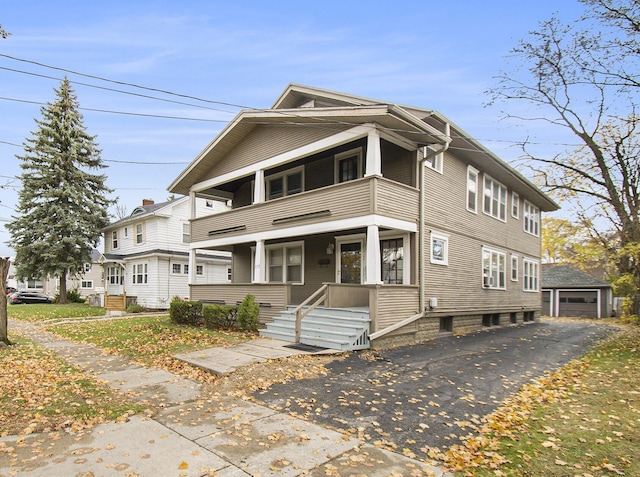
191, 176, 419, 245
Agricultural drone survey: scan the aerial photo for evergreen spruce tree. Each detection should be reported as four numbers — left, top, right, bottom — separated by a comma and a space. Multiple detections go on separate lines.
7, 78, 114, 304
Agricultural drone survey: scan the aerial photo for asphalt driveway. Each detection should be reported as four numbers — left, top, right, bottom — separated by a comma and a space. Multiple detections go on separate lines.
253, 320, 618, 457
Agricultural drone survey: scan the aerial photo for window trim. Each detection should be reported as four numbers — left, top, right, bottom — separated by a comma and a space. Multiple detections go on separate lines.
523, 257, 540, 292
132, 262, 148, 285
334, 147, 363, 183
182, 223, 190, 244
523, 200, 540, 237
111, 230, 119, 250
172, 263, 182, 274
423, 146, 444, 173
467, 166, 479, 213
81, 280, 93, 289
196, 265, 204, 276
135, 223, 144, 245
482, 246, 507, 290
265, 241, 305, 285
483, 175, 507, 222
511, 192, 520, 219
511, 254, 519, 282
430, 231, 449, 266
379, 232, 409, 284
266, 165, 305, 200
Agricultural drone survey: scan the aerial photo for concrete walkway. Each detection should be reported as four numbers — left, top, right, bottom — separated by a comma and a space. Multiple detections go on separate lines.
1, 319, 451, 476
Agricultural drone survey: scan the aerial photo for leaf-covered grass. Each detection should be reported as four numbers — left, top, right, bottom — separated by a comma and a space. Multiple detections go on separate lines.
0, 336, 145, 436
445, 325, 640, 476
45, 315, 255, 382
7, 303, 106, 322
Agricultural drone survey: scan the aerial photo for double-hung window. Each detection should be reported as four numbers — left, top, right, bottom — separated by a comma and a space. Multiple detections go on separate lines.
182, 223, 190, 243
266, 167, 303, 200
381, 238, 404, 284
132, 263, 148, 284
482, 247, 506, 289
483, 175, 507, 221
112, 230, 119, 249
523, 258, 539, 291
467, 166, 479, 213
512, 192, 520, 218
423, 146, 444, 173
523, 201, 540, 236
267, 242, 303, 284
135, 223, 144, 244
335, 148, 363, 183
511, 255, 518, 281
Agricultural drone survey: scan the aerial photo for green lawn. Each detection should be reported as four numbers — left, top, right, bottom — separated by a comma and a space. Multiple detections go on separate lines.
7, 303, 106, 322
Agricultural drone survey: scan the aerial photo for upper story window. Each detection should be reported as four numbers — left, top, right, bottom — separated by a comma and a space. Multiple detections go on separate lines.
511, 192, 520, 218
423, 146, 443, 173
335, 148, 363, 183
523, 201, 540, 236
467, 166, 479, 213
182, 223, 190, 243
483, 175, 507, 222
266, 166, 304, 200
84, 263, 92, 273
135, 223, 144, 244
172, 263, 182, 274
111, 230, 119, 249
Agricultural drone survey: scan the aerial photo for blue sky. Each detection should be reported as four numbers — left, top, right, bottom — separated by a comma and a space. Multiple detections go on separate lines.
0, 1, 587, 257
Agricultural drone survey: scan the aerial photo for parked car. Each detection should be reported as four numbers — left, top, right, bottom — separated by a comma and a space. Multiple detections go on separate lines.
6, 286, 17, 295
9, 291, 53, 305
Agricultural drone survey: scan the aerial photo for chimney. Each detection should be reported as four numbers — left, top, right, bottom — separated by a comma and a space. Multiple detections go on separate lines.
142, 199, 154, 206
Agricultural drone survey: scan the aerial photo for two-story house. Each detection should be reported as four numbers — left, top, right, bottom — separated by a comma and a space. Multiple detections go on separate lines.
167, 84, 558, 350
102, 196, 231, 310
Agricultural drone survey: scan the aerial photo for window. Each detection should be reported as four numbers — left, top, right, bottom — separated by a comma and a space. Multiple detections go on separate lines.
523, 201, 540, 236
226, 265, 232, 282
81, 280, 93, 289
124, 227, 128, 238
335, 148, 362, 183
196, 265, 204, 276
132, 263, 148, 284
423, 146, 443, 173
184, 264, 189, 275
182, 223, 190, 243
511, 192, 520, 218
84, 263, 92, 273
206, 199, 214, 208
467, 166, 479, 213
523, 258, 539, 291
482, 247, 506, 289
172, 263, 182, 274
483, 175, 507, 221
135, 223, 144, 244
106, 266, 123, 285
511, 255, 518, 281
266, 243, 303, 284
112, 230, 119, 249
266, 167, 304, 200
430, 232, 449, 266
381, 238, 404, 284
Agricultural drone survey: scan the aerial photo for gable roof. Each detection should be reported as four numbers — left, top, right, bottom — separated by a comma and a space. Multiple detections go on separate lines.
105, 196, 188, 230
542, 265, 611, 289
168, 84, 558, 211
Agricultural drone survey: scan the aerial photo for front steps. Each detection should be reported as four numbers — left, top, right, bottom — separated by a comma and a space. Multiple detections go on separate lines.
260, 306, 371, 351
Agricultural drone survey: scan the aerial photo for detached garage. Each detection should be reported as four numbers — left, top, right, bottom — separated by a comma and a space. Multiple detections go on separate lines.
542, 265, 613, 318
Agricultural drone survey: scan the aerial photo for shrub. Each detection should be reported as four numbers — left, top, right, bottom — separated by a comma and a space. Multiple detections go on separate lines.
169, 296, 203, 326
67, 289, 86, 304
126, 304, 146, 313
203, 304, 238, 330
237, 294, 260, 331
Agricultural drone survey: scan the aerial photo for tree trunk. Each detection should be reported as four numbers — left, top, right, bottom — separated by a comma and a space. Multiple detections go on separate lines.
0, 258, 11, 346
58, 269, 68, 304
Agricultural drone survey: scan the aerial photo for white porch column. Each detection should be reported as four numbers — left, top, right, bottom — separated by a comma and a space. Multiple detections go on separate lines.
364, 129, 382, 177
189, 190, 196, 219
253, 169, 265, 204
365, 225, 383, 284
188, 248, 197, 286
253, 239, 266, 283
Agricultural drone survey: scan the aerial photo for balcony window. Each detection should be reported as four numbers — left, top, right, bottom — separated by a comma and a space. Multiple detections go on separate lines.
335, 148, 362, 183
266, 167, 304, 200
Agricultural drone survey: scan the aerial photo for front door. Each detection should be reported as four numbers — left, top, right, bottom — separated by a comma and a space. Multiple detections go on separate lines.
337, 241, 362, 284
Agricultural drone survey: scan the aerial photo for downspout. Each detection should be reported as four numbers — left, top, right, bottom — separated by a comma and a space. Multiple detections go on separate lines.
418, 123, 451, 314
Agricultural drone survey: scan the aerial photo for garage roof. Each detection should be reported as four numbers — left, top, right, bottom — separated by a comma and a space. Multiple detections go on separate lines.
542, 265, 611, 289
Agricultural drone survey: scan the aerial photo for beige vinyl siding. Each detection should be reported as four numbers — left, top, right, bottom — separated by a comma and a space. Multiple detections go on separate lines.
420, 151, 543, 314
374, 179, 419, 220
200, 124, 347, 182
232, 245, 253, 283
291, 234, 335, 303
371, 286, 420, 333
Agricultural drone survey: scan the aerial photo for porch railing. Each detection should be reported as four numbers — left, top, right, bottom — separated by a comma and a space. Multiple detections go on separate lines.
292, 284, 328, 343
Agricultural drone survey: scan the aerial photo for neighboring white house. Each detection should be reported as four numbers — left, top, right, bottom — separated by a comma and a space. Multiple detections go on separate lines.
102, 196, 231, 310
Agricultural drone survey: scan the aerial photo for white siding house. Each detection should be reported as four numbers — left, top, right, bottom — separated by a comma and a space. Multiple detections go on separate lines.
102, 196, 231, 310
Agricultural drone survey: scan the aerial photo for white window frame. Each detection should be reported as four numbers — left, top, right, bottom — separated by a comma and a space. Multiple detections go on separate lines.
482, 246, 506, 290
226, 265, 232, 282
182, 223, 190, 243
265, 241, 304, 284
511, 192, 520, 219
111, 230, 119, 250
196, 265, 204, 276
379, 231, 410, 284
183, 264, 189, 275
335, 148, 363, 183
523, 200, 540, 236
423, 146, 444, 173
106, 266, 123, 285
172, 263, 182, 274
132, 262, 148, 285
135, 223, 144, 245
84, 263, 92, 273
430, 231, 449, 266
523, 258, 539, 292
266, 165, 304, 200
511, 254, 518, 282
467, 166, 479, 213
483, 175, 507, 222
81, 280, 93, 289
124, 227, 128, 238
